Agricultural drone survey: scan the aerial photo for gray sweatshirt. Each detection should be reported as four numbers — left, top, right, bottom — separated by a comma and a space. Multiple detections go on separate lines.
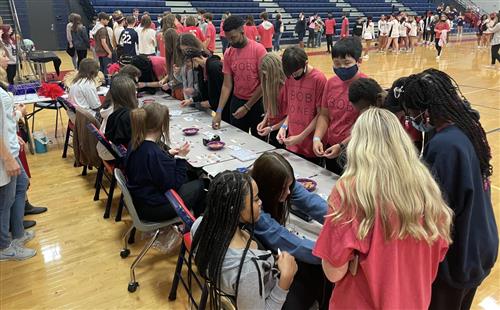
192, 217, 289, 309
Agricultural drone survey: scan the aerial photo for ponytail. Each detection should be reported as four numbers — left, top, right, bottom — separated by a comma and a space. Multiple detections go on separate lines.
130, 108, 147, 151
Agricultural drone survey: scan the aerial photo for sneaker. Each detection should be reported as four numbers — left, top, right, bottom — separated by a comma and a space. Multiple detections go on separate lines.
436, 56, 440, 60
25, 201, 48, 215
0, 244, 36, 261
12, 230, 36, 246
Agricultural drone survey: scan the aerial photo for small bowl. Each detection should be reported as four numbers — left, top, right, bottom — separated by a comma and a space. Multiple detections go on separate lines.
296, 178, 317, 192
207, 141, 225, 151
182, 127, 199, 136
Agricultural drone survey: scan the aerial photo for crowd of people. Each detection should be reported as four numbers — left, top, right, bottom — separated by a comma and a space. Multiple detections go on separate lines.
0, 4, 499, 310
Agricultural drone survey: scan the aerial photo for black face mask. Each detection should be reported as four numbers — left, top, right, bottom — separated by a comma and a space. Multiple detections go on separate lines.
293, 65, 307, 80
230, 32, 247, 49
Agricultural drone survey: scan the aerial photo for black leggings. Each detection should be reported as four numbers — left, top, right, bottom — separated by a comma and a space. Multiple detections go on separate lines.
326, 34, 334, 52
429, 276, 477, 310
229, 96, 264, 139
136, 179, 206, 222
76, 49, 87, 68
491, 44, 500, 65
7, 64, 16, 84
307, 28, 316, 47
282, 261, 333, 310
435, 38, 442, 56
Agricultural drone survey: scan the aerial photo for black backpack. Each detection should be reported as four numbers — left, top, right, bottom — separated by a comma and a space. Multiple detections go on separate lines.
131, 55, 157, 94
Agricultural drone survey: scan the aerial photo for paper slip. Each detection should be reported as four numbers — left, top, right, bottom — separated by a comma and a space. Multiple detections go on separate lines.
230, 148, 257, 162
170, 110, 183, 116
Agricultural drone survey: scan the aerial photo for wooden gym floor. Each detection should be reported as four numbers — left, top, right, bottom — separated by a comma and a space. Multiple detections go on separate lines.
0, 39, 499, 309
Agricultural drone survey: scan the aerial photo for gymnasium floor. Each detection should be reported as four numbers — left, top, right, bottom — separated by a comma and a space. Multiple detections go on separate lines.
0, 39, 499, 309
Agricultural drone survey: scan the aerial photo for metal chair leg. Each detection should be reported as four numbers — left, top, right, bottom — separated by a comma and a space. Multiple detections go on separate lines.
115, 195, 124, 222
128, 227, 136, 244
128, 229, 160, 293
103, 174, 116, 219
120, 225, 134, 259
93, 164, 104, 201
168, 243, 186, 301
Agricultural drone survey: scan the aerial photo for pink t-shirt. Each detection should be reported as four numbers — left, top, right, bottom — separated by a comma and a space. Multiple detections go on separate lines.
325, 19, 336, 35
267, 86, 287, 126
258, 21, 275, 49
244, 25, 259, 41
175, 22, 184, 34
321, 72, 367, 146
223, 40, 267, 100
183, 26, 205, 43
156, 32, 165, 58
206, 22, 216, 52
313, 188, 449, 309
220, 21, 225, 38
282, 68, 327, 158
148, 56, 167, 80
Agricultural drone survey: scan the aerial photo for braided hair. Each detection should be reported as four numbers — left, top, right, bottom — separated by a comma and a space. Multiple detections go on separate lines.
191, 171, 256, 309
401, 68, 492, 180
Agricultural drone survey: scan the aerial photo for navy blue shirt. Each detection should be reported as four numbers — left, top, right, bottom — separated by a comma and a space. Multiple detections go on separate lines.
125, 140, 187, 209
424, 125, 498, 289
118, 28, 138, 57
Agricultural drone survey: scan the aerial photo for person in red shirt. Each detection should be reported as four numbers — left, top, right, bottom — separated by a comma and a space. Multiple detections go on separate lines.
313, 107, 453, 310
313, 37, 367, 175
276, 47, 327, 165
174, 15, 184, 33
212, 15, 267, 138
340, 15, 349, 38
324, 14, 336, 53
203, 12, 216, 54
256, 53, 287, 147
244, 15, 259, 41
434, 14, 451, 59
183, 16, 205, 44
258, 12, 275, 52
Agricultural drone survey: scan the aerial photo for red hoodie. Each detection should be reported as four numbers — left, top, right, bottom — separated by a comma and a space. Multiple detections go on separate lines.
258, 20, 275, 49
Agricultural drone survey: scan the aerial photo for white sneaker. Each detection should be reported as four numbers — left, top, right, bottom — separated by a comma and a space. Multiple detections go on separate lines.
0, 244, 36, 261
436, 56, 440, 60
12, 230, 35, 246
362, 55, 369, 60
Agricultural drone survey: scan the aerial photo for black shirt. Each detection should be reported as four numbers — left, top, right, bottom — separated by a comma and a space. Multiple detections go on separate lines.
118, 28, 138, 57
105, 107, 131, 146
353, 22, 363, 36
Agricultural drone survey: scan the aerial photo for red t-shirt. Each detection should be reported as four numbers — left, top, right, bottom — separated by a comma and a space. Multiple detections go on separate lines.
183, 26, 205, 42
149, 56, 167, 80
258, 21, 275, 49
156, 32, 165, 58
205, 22, 216, 52
325, 19, 336, 35
313, 188, 449, 309
321, 72, 367, 146
341, 18, 349, 38
267, 86, 287, 126
244, 25, 259, 41
222, 40, 267, 100
175, 22, 184, 34
220, 21, 225, 38
282, 68, 327, 158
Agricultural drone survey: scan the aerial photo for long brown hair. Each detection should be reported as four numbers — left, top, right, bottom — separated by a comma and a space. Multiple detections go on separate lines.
71, 14, 82, 32
162, 13, 176, 32
130, 102, 170, 151
260, 53, 285, 117
73, 58, 99, 84
109, 75, 138, 110
251, 152, 295, 225
140, 15, 152, 30
164, 28, 181, 83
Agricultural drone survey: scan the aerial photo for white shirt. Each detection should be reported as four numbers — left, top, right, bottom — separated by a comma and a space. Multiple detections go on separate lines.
378, 20, 388, 35
389, 20, 400, 37
399, 22, 408, 37
68, 79, 101, 112
409, 21, 418, 36
114, 26, 124, 46
419, 19, 424, 32
362, 22, 375, 40
138, 28, 157, 55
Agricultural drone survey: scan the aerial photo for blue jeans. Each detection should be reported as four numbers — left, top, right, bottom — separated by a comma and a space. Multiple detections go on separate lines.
99, 56, 112, 84
0, 158, 29, 249
316, 31, 322, 47
274, 33, 283, 51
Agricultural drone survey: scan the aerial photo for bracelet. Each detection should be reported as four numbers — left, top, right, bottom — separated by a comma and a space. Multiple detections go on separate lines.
313, 136, 321, 142
216, 107, 223, 113
280, 124, 288, 130
243, 104, 251, 111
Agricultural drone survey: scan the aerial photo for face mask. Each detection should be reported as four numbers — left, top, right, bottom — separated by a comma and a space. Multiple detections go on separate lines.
333, 64, 358, 81
293, 65, 307, 80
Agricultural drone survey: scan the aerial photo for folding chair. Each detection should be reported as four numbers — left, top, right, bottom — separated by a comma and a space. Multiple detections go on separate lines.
87, 123, 125, 220
56, 97, 76, 158
114, 169, 180, 293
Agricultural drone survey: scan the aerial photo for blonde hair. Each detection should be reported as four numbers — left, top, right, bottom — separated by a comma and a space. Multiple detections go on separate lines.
259, 53, 285, 117
331, 108, 453, 244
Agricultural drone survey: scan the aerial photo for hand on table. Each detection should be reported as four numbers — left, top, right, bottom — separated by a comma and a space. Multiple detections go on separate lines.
180, 98, 193, 107
170, 142, 190, 157
212, 112, 222, 129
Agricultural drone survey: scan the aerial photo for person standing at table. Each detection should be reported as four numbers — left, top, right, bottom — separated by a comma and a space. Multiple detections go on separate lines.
277, 47, 326, 165
251, 152, 332, 310
313, 37, 367, 175
212, 15, 267, 138
313, 108, 453, 309
258, 12, 275, 52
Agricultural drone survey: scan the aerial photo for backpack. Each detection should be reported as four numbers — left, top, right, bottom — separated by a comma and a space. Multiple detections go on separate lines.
131, 55, 157, 94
